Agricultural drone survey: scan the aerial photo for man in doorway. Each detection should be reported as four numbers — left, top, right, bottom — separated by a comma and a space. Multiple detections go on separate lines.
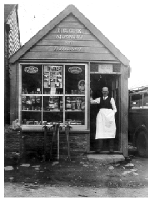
90, 87, 117, 153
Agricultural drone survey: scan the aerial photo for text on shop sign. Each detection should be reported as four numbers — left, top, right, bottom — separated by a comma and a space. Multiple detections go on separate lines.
53, 28, 86, 52
56, 28, 82, 34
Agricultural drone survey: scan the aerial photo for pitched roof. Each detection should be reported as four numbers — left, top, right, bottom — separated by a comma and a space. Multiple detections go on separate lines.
10, 4, 130, 66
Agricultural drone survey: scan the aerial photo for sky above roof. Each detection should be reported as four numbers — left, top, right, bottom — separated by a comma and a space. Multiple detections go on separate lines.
6, 0, 150, 88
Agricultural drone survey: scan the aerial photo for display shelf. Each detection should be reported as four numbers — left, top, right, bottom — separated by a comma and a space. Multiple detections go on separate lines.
42, 94, 63, 96
22, 110, 41, 112
22, 94, 42, 96
65, 110, 84, 112
22, 94, 63, 96
65, 94, 85, 96
43, 110, 62, 112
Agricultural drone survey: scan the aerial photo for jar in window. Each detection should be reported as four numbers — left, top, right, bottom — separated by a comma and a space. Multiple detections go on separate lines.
66, 97, 71, 110
71, 101, 76, 110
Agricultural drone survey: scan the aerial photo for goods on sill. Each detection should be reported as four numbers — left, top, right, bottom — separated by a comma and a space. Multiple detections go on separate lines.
30, 96, 36, 104
71, 90, 78, 94
44, 97, 61, 111
22, 87, 41, 94
60, 100, 63, 110
22, 96, 41, 111
81, 101, 85, 110
26, 119, 35, 125
66, 119, 82, 125
76, 98, 81, 110
26, 99, 32, 105
65, 97, 84, 111
22, 119, 41, 125
35, 106, 41, 110
23, 88, 28, 94
36, 96, 40, 104
22, 96, 26, 103
66, 97, 71, 110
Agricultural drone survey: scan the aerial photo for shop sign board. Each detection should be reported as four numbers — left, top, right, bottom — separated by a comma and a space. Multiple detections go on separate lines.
54, 28, 83, 34
98, 64, 113, 73
54, 46, 82, 52
53, 28, 84, 52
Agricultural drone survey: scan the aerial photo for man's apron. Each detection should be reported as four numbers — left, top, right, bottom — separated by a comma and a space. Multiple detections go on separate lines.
95, 108, 116, 139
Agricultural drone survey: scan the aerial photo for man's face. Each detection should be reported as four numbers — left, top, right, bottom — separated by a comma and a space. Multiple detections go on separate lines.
102, 88, 109, 97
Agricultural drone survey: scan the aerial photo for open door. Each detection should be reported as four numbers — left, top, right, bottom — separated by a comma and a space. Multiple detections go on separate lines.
90, 74, 120, 151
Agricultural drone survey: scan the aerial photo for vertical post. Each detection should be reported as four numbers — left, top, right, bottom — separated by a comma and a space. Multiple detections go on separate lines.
57, 125, 59, 161
118, 75, 121, 151
44, 126, 47, 161
22, 134, 26, 161
19, 127, 23, 159
87, 62, 90, 152
65, 124, 71, 161
120, 65, 129, 157
50, 124, 57, 160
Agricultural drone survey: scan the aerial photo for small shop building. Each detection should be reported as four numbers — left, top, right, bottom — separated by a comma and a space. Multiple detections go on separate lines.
9, 5, 130, 159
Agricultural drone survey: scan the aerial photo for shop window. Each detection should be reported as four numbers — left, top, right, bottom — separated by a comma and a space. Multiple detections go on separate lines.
21, 64, 87, 129
65, 65, 85, 125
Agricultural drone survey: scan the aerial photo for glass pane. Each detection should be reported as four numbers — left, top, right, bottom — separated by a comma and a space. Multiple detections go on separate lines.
22, 65, 42, 125
130, 94, 142, 108
65, 96, 85, 125
43, 65, 63, 94
22, 95, 42, 125
65, 65, 85, 94
65, 65, 85, 126
22, 65, 42, 94
43, 96, 63, 124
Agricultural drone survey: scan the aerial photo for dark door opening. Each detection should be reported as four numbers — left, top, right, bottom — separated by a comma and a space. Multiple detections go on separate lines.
90, 74, 120, 151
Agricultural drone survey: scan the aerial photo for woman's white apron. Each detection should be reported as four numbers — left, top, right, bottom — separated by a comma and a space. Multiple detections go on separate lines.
95, 108, 116, 139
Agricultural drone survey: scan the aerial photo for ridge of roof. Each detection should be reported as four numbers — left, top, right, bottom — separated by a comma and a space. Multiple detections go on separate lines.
10, 4, 130, 66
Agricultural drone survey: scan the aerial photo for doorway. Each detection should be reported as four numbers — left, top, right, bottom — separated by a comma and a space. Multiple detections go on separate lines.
90, 73, 120, 151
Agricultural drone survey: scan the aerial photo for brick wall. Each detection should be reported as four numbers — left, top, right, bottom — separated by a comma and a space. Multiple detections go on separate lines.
4, 126, 90, 161
4, 128, 23, 159
22, 131, 90, 160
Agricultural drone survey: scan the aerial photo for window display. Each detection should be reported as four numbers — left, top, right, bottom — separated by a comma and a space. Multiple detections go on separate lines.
65, 65, 85, 94
21, 64, 87, 129
65, 96, 85, 125
64, 65, 86, 126
22, 65, 42, 94
22, 95, 42, 125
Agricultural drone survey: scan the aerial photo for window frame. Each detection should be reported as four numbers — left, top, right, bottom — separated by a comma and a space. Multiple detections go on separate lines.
18, 63, 88, 131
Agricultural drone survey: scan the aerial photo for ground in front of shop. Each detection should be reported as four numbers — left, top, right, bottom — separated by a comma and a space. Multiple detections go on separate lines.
4, 150, 148, 197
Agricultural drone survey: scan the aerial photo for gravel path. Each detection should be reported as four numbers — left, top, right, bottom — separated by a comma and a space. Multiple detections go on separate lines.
4, 182, 148, 197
